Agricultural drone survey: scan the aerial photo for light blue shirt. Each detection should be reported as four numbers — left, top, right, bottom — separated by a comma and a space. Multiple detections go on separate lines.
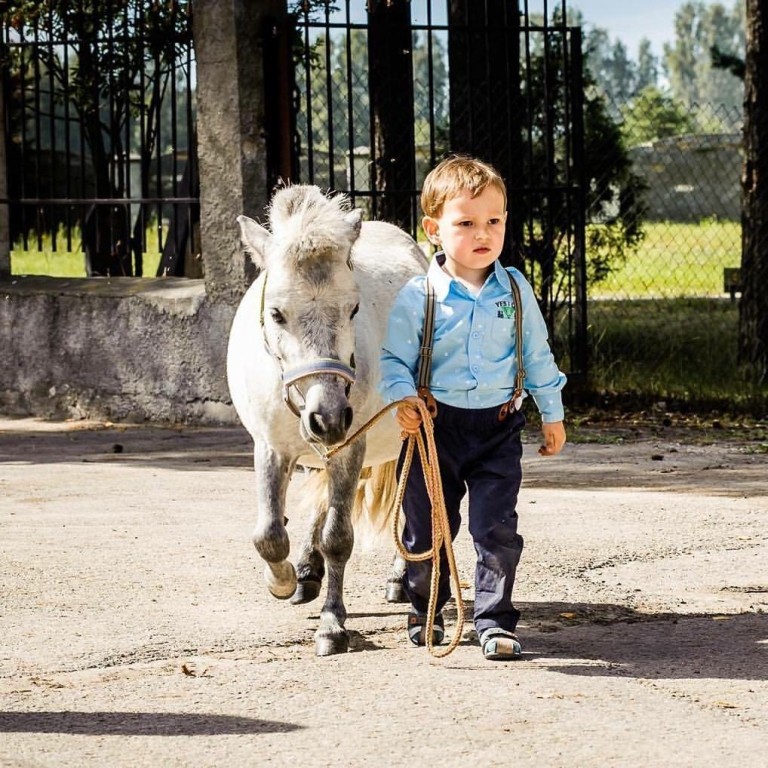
379, 254, 566, 422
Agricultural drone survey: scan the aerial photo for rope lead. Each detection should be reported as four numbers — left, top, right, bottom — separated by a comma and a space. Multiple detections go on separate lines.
325, 397, 465, 658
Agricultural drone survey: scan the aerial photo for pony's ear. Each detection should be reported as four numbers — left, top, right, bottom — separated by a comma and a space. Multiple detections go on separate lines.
237, 215, 270, 269
344, 208, 363, 240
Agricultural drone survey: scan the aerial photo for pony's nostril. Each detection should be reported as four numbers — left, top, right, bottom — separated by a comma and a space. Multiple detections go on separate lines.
308, 412, 326, 437
343, 406, 353, 431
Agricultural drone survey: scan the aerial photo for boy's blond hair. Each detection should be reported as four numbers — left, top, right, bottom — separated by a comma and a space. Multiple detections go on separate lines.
420, 154, 507, 218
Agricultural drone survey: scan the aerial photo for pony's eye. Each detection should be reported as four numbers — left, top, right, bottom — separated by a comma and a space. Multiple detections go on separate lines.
350, 304, 360, 320
269, 308, 286, 325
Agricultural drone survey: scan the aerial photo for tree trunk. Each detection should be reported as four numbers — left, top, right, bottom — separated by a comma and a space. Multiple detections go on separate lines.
367, 0, 416, 231
73, 18, 132, 277
740, 0, 768, 384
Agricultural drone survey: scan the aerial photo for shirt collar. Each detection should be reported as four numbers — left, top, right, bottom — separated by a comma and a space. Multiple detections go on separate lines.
427, 252, 507, 300
491, 258, 511, 288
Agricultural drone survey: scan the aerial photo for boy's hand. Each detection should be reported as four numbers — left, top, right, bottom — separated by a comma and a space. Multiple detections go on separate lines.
539, 420, 566, 456
396, 396, 424, 435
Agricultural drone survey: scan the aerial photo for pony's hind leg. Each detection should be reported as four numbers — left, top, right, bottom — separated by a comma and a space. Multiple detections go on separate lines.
291, 500, 326, 605
386, 550, 408, 603
290, 470, 327, 605
251, 441, 296, 600
315, 440, 365, 656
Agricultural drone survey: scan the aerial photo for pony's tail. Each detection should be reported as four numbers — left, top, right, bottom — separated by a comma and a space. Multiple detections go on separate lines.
296, 461, 399, 550
352, 461, 399, 548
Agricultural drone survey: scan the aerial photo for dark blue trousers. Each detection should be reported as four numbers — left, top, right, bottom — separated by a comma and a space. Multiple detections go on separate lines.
397, 401, 525, 636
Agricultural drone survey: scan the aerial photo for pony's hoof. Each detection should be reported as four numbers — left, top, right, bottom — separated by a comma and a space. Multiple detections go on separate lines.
385, 579, 407, 603
315, 631, 349, 656
290, 578, 322, 605
264, 561, 297, 600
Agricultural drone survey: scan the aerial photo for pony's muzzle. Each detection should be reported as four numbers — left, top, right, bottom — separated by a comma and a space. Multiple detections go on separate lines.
306, 404, 354, 444
283, 360, 356, 446
299, 378, 354, 446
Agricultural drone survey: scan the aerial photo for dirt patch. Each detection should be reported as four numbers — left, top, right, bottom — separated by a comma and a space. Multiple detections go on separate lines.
1, 417, 766, 767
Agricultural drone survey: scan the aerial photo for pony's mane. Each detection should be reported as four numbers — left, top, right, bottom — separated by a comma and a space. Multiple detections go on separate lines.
268, 185, 359, 265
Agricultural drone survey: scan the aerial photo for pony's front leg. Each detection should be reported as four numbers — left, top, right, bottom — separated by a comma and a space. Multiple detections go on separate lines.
251, 440, 296, 600
315, 440, 365, 656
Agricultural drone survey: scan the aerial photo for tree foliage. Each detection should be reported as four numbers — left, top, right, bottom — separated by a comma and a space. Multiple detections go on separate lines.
620, 86, 698, 143
663, 1, 746, 113
520, 13, 645, 305
1, 0, 193, 275
580, 73, 646, 289
579, 0, 744, 129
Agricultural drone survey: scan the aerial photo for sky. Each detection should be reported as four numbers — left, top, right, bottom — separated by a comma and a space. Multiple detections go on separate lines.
569, 0, 680, 56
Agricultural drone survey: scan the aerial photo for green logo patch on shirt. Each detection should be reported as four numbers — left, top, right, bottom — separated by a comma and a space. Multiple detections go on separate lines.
496, 300, 516, 320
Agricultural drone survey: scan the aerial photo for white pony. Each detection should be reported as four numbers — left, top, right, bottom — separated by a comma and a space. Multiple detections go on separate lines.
227, 185, 428, 655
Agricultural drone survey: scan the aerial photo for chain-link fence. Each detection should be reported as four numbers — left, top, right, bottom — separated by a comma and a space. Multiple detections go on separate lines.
584, 99, 748, 405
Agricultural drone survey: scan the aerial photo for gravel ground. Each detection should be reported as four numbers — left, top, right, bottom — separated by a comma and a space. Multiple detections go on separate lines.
1, 416, 766, 768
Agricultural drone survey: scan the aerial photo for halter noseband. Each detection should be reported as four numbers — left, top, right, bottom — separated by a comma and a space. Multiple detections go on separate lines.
279, 358, 355, 418
259, 274, 357, 419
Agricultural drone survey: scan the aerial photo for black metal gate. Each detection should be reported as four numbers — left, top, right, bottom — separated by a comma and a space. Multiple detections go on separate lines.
274, 0, 587, 378
0, 1, 197, 277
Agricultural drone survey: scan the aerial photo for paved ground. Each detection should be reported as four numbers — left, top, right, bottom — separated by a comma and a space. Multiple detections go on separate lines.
1, 415, 767, 767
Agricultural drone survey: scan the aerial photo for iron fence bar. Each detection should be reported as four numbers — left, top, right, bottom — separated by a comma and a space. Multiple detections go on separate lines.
32, 14, 42, 250
62, 29, 73, 251
344, 0, 356, 203
569, 28, 588, 378
365, 5, 377, 219
300, 5, 315, 184
0, 197, 199, 205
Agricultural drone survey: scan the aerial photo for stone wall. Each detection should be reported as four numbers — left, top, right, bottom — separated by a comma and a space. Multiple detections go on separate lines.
0, 278, 237, 424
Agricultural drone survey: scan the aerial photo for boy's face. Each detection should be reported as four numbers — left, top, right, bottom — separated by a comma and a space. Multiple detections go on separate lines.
422, 185, 507, 281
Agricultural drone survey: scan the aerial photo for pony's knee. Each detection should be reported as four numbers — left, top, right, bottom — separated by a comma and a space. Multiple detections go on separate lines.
252, 520, 290, 563
320, 508, 353, 563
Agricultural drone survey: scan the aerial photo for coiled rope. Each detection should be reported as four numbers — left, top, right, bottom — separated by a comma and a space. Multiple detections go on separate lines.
324, 397, 464, 658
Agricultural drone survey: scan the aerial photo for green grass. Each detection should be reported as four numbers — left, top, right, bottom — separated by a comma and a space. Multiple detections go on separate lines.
11, 247, 90, 277
11, 227, 163, 278
595, 219, 741, 299
586, 297, 764, 404
583, 220, 765, 410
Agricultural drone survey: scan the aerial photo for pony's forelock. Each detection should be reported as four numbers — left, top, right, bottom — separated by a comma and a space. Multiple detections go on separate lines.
268, 185, 358, 264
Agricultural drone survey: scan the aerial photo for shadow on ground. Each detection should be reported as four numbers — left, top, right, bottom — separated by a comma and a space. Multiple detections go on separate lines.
338, 600, 768, 681
521, 602, 768, 681
0, 711, 302, 736
0, 423, 252, 471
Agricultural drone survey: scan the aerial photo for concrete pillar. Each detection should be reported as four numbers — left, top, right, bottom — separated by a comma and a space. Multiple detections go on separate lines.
193, 0, 285, 304
0, 85, 10, 278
